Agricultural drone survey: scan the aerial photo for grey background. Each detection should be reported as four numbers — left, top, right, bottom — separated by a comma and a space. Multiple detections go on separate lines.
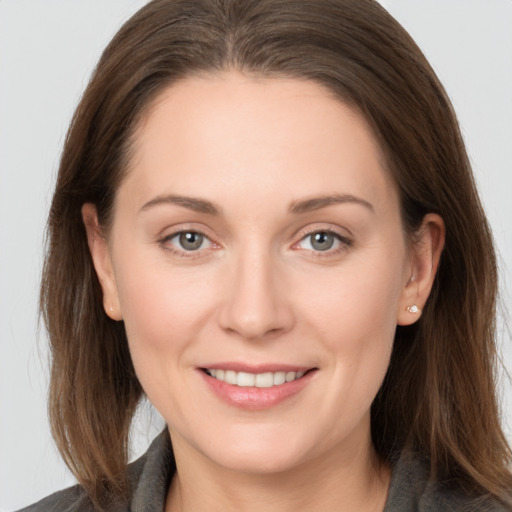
1, 1, 511, 510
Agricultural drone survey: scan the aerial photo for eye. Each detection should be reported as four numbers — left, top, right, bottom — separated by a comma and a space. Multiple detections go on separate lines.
307, 232, 336, 251
296, 230, 350, 253
164, 231, 212, 252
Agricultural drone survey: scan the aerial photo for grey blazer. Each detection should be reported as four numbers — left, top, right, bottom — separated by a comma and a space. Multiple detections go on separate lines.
18, 430, 509, 511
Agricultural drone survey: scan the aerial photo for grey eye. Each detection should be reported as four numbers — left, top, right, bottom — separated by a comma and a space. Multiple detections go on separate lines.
178, 232, 205, 250
309, 232, 335, 251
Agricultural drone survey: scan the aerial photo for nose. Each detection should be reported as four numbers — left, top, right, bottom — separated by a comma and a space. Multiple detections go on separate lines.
218, 248, 295, 340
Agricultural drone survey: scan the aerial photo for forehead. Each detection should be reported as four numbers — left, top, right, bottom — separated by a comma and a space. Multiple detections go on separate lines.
121, 72, 396, 213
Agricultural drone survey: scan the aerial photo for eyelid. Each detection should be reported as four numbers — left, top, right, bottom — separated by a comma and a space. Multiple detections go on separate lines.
158, 225, 220, 257
156, 223, 353, 258
291, 225, 353, 254
292, 223, 353, 243
166, 231, 212, 249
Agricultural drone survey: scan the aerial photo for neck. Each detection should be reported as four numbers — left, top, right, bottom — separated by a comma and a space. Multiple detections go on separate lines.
165, 428, 390, 512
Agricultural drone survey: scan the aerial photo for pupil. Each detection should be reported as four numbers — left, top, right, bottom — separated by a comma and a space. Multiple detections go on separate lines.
179, 232, 203, 250
312, 232, 334, 251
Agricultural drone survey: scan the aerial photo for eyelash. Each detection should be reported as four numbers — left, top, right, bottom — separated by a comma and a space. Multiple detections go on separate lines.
293, 229, 352, 257
159, 230, 216, 258
159, 228, 352, 258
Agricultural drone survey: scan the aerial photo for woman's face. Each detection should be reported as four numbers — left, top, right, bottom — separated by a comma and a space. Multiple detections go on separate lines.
87, 72, 429, 474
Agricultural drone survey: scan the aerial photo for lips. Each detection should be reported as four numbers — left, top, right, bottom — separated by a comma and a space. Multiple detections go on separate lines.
204, 369, 306, 388
199, 365, 317, 410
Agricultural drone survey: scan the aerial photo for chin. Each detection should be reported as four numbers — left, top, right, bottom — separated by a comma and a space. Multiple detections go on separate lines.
193, 424, 316, 475
209, 446, 305, 475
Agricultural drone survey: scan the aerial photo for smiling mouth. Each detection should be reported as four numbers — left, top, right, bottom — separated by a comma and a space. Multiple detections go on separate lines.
202, 368, 314, 388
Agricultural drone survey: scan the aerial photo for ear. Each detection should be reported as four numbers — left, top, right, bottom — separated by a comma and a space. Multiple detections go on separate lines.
81, 203, 123, 321
397, 213, 445, 326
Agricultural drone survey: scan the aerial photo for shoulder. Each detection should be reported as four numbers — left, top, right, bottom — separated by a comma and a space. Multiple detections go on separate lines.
17, 430, 173, 512
385, 450, 511, 512
16, 485, 93, 512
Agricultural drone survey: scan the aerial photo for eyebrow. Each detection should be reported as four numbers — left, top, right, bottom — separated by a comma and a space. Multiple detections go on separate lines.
140, 194, 221, 215
288, 194, 374, 214
139, 192, 374, 216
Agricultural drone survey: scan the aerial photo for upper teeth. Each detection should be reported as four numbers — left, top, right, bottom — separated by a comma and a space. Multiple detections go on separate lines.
206, 369, 305, 388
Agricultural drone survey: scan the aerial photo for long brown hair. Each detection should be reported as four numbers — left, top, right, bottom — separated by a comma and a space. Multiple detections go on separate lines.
41, 0, 512, 507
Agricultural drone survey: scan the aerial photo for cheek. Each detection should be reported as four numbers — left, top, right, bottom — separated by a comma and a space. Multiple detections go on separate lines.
112, 253, 217, 373
296, 248, 404, 397
301, 256, 403, 343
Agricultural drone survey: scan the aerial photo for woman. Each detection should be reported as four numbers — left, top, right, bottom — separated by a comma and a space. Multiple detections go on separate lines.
20, 0, 512, 510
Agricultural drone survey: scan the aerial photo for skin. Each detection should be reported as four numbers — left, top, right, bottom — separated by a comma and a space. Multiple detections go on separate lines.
83, 72, 444, 512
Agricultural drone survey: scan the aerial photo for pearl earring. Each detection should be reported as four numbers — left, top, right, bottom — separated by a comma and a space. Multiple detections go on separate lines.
407, 304, 420, 314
